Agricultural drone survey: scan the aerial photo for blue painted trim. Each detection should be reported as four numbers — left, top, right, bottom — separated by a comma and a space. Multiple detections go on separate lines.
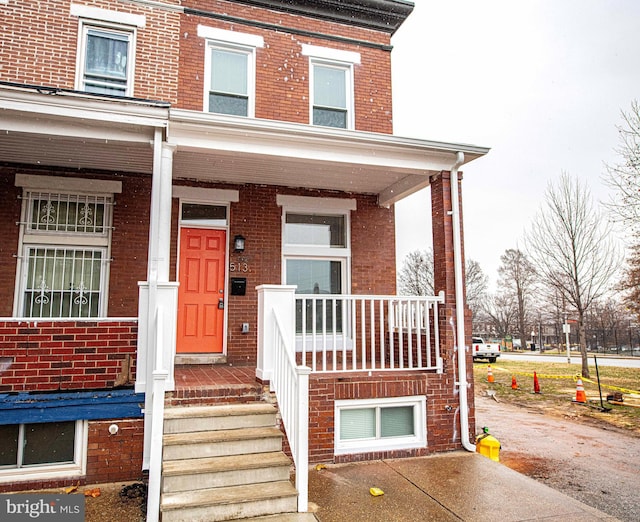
0, 389, 144, 425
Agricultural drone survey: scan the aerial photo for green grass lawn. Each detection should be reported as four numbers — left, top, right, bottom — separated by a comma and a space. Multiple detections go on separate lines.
473, 359, 640, 433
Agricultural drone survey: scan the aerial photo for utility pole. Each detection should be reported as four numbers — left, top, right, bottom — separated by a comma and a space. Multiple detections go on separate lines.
563, 312, 571, 363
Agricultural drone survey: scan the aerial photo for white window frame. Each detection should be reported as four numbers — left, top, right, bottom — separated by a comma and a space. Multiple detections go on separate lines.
334, 396, 427, 455
0, 420, 88, 484
302, 44, 360, 130
198, 25, 263, 117
13, 174, 121, 319
278, 196, 355, 349
278, 195, 355, 291
71, 5, 144, 97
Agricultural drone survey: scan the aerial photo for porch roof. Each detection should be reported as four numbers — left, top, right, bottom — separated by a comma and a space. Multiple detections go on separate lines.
0, 83, 489, 206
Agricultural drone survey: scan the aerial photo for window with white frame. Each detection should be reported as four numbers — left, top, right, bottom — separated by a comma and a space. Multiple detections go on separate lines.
72, 4, 145, 96
198, 26, 263, 117
335, 396, 426, 455
14, 175, 120, 319
302, 44, 360, 130
277, 195, 355, 335
0, 421, 87, 481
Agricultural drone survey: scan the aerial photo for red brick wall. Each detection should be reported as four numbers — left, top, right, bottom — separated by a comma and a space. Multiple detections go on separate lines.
0, 0, 181, 103
0, 418, 145, 492
171, 182, 397, 365
0, 170, 21, 316
86, 419, 145, 483
0, 320, 137, 393
307, 370, 467, 463
179, 0, 393, 132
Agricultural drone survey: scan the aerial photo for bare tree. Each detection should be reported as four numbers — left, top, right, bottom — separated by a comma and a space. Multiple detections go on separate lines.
603, 100, 640, 229
525, 173, 621, 377
497, 249, 537, 344
465, 259, 488, 324
481, 293, 518, 338
398, 249, 434, 296
398, 250, 488, 324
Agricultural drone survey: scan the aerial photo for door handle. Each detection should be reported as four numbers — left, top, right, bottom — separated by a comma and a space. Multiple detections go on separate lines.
218, 298, 224, 310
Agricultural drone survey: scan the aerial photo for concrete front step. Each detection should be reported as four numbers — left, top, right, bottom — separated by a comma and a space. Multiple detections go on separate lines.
164, 403, 277, 434
162, 451, 291, 493
243, 513, 318, 521
163, 426, 284, 461
161, 480, 298, 522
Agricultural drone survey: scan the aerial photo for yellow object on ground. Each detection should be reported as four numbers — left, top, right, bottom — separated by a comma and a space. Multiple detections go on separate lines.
369, 487, 384, 496
476, 429, 501, 462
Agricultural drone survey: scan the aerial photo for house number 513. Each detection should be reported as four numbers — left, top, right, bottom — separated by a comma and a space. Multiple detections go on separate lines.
230, 262, 249, 273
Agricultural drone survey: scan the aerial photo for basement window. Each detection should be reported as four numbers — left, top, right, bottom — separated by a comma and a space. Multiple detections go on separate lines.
0, 421, 87, 483
335, 396, 426, 455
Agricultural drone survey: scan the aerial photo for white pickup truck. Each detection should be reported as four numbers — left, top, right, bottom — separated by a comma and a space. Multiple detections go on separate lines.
472, 337, 501, 363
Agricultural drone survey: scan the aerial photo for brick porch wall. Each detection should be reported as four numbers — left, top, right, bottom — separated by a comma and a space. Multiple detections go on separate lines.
307, 370, 464, 464
0, 320, 138, 393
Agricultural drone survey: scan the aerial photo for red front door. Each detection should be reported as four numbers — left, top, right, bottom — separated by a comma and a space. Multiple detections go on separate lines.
177, 228, 226, 353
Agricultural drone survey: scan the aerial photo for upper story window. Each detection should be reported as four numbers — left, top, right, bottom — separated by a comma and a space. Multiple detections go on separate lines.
302, 45, 360, 130
14, 174, 121, 319
71, 4, 145, 96
81, 26, 132, 95
198, 26, 264, 117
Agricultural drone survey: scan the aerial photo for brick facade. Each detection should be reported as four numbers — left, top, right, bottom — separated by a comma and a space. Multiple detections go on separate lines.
0, 320, 137, 393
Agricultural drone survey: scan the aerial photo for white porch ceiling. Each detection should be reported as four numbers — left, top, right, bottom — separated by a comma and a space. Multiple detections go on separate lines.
0, 85, 489, 206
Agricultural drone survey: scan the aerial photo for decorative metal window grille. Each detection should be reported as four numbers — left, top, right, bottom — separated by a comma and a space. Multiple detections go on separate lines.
23, 247, 104, 318
26, 192, 110, 235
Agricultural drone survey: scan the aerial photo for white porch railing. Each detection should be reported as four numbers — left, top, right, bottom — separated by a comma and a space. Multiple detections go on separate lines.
295, 292, 445, 373
270, 311, 310, 513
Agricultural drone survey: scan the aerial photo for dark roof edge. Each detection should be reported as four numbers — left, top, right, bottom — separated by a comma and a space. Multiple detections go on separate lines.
227, 0, 415, 34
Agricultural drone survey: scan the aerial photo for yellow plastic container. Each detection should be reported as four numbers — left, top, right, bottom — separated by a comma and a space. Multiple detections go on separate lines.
476, 431, 501, 462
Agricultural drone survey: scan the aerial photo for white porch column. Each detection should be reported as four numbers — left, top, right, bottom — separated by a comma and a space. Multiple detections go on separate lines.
256, 285, 297, 381
139, 132, 177, 470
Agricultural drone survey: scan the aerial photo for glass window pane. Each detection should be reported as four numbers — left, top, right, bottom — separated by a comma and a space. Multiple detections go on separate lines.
84, 28, 129, 95
285, 214, 346, 247
380, 406, 414, 438
313, 107, 347, 128
209, 93, 249, 116
86, 30, 128, 80
340, 408, 375, 440
23, 422, 75, 466
286, 259, 341, 295
0, 424, 19, 467
211, 49, 248, 95
181, 204, 227, 225
314, 65, 346, 108
29, 194, 107, 234
23, 248, 102, 318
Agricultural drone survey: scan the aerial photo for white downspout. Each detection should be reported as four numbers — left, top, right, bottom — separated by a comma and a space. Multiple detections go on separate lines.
450, 151, 475, 452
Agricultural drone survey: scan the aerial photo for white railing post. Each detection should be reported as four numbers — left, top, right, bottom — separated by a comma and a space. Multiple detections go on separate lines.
257, 285, 297, 381
295, 364, 310, 512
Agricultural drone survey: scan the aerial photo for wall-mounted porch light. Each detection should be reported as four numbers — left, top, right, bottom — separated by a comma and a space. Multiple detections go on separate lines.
234, 234, 246, 253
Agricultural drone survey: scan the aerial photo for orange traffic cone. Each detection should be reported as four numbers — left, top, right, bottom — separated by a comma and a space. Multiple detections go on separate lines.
487, 365, 495, 383
574, 378, 587, 403
511, 375, 518, 390
533, 371, 541, 394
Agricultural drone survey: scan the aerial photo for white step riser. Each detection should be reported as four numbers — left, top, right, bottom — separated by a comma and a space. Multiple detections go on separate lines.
161, 495, 298, 522
164, 413, 277, 434
162, 464, 290, 493
164, 437, 282, 461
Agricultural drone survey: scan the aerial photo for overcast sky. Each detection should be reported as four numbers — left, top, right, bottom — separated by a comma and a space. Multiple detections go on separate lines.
391, 0, 640, 290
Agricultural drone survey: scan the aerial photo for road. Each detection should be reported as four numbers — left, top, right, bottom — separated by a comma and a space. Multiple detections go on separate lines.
500, 352, 640, 369
476, 395, 640, 521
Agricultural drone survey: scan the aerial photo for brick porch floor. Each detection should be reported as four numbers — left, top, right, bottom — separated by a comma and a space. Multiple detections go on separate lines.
168, 365, 265, 406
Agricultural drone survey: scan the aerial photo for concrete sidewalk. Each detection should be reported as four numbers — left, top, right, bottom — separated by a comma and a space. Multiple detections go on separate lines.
307, 451, 618, 521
